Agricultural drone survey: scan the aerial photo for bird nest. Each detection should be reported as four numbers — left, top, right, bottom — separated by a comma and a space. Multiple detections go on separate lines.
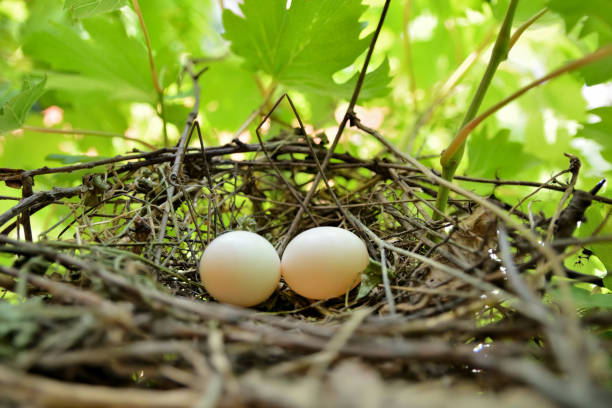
0, 112, 610, 408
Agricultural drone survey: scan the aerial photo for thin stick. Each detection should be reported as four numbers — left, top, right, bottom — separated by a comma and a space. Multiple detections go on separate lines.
380, 247, 396, 315
509, 8, 549, 49
154, 65, 205, 263
281, 0, 392, 252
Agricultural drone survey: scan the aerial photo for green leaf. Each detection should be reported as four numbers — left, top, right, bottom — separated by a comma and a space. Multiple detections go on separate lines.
548, 0, 612, 42
357, 258, 394, 300
578, 107, 612, 165
64, 0, 127, 19
576, 202, 612, 273
547, 0, 612, 84
223, 0, 390, 99
551, 286, 612, 310
199, 57, 265, 130
0, 76, 46, 133
604, 275, 612, 290
466, 127, 539, 183
23, 16, 155, 103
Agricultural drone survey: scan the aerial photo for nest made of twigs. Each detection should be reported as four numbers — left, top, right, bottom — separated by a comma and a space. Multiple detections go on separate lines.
0, 126, 611, 408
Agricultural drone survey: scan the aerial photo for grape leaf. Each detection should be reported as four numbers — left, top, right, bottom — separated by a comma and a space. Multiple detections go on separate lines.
223, 0, 390, 99
0, 76, 46, 134
200, 57, 264, 130
547, 0, 612, 84
466, 127, 539, 181
548, 0, 612, 41
64, 0, 127, 19
23, 16, 154, 103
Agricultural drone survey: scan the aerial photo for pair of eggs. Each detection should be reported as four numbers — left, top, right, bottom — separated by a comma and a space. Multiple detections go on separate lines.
199, 227, 369, 307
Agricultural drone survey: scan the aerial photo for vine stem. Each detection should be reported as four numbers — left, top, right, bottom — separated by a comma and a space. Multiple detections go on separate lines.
132, 0, 168, 147
509, 7, 548, 49
433, 0, 519, 219
405, 7, 548, 155
440, 43, 612, 165
401, 26, 496, 153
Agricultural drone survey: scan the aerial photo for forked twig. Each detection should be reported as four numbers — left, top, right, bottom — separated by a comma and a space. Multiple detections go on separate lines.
282, 0, 392, 251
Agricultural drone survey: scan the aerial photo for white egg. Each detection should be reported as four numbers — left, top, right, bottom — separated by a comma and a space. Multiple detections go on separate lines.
281, 227, 369, 299
199, 231, 280, 307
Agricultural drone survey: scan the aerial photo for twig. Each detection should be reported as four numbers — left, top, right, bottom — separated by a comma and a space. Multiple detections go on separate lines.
19, 176, 33, 241
0, 186, 85, 230
154, 65, 206, 263
545, 153, 581, 242
509, 8, 549, 49
380, 247, 396, 315
281, 0, 392, 252
441, 44, 612, 166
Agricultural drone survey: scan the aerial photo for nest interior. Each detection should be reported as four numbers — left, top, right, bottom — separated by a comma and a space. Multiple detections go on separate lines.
0, 118, 611, 408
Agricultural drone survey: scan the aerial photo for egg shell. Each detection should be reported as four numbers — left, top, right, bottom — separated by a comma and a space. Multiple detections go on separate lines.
199, 231, 280, 307
281, 227, 369, 299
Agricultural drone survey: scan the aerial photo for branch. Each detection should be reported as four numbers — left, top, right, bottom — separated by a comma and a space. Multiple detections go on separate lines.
153, 64, 206, 263
280, 0, 392, 252
441, 44, 612, 166
434, 0, 519, 218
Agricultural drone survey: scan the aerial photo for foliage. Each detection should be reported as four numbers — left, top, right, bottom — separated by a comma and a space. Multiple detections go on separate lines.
0, 76, 46, 133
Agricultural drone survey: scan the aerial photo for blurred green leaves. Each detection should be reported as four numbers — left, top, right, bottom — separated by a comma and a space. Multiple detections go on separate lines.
0, 76, 46, 133
23, 16, 154, 103
548, 0, 612, 42
547, 0, 612, 84
466, 128, 538, 189
223, 0, 390, 99
578, 107, 612, 165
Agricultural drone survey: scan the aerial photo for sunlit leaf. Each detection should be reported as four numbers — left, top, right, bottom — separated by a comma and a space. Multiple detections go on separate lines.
578, 107, 612, 165
223, 0, 390, 99
548, 0, 612, 84
23, 15, 154, 102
